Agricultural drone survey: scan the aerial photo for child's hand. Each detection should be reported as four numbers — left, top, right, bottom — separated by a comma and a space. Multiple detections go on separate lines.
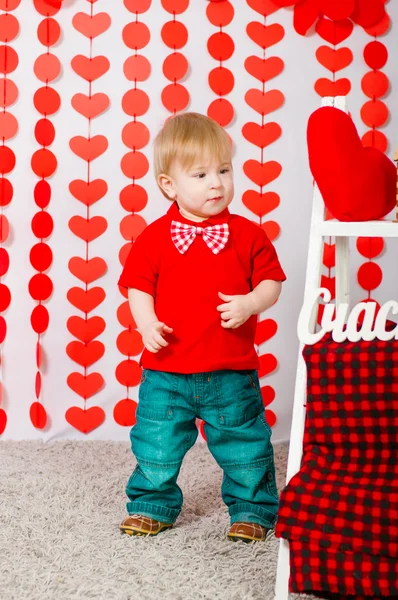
142, 321, 173, 353
216, 292, 254, 329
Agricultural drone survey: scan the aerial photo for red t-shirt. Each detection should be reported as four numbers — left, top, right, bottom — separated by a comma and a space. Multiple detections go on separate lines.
118, 201, 286, 373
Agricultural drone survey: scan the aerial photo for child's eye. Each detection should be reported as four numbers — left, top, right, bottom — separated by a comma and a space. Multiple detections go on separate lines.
195, 173, 206, 178
220, 168, 229, 174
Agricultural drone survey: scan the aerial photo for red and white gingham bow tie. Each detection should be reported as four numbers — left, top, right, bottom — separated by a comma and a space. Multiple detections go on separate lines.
170, 220, 229, 255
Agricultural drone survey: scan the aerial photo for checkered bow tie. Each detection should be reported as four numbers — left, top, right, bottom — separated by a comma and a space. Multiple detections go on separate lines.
170, 220, 229, 255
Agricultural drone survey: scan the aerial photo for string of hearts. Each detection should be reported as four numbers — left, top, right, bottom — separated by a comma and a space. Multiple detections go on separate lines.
66, 0, 111, 434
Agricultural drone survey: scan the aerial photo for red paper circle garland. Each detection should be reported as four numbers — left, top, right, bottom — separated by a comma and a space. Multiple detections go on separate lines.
160, 0, 190, 114
114, 0, 152, 427
67, 0, 110, 434
242, 0, 285, 431
356, 13, 390, 303
0, 0, 20, 435
206, 0, 234, 127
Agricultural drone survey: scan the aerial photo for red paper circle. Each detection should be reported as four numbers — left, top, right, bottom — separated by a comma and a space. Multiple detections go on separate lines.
37, 18, 61, 46
120, 184, 148, 212
0, 14, 19, 42
117, 300, 138, 329
113, 399, 137, 427
208, 98, 234, 126
30, 242, 53, 271
122, 88, 150, 117
320, 0, 355, 20
161, 0, 189, 13
357, 262, 382, 291
161, 83, 189, 112
207, 32, 234, 61
0, 316, 6, 345
31, 148, 57, 178
0, 146, 15, 174
117, 329, 144, 356
0, 112, 18, 140
364, 13, 390, 37
0, 45, 18, 74
35, 118, 56, 146
206, 0, 234, 26
34, 180, 51, 208
34, 53, 61, 83
361, 70, 389, 99
208, 67, 234, 96
122, 121, 150, 150
0, 215, 9, 242
0, 0, 21, 9
123, 0, 152, 13
122, 21, 150, 50
120, 151, 149, 180
0, 79, 18, 107
356, 237, 384, 259
163, 52, 188, 81
31, 304, 50, 334
120, 213, 147, 241
360, 100, 388, 128
123, 55, 151, 81
31, 211, 54, 238
34, 86, 60, 116
115, 359, 142, 387
363, 41, 388, 69
30, 402, 47, 430
33, 0, 61, 17
161, 21, 188, 49
0, 247, 9, 276
0, 283, 11, 311
361, 130, 387, 153
0, 178, 13, 206
29, 273, 53, 301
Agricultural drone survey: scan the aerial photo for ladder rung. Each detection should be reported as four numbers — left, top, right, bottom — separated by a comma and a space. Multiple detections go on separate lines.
318, 219, 398, 237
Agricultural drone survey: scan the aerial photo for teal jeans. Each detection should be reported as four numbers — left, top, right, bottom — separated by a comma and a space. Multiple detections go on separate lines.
126, 368, 279, 528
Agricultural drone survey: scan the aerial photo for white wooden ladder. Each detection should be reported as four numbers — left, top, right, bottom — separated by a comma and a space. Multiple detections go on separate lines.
274, 95, 398, 599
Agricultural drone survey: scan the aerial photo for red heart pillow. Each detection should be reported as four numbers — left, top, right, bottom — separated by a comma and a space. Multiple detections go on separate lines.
307, 107, 396, 221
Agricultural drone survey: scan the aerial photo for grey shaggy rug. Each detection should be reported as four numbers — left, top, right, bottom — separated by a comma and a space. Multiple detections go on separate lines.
0, 439, 309, 600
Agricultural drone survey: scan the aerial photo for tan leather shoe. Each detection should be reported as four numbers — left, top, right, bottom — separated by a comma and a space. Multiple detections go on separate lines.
120, 514, 173, 537
227, 522, 274, 543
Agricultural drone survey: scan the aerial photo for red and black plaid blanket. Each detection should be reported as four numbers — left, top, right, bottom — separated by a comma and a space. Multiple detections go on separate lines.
275, 327, 398, 599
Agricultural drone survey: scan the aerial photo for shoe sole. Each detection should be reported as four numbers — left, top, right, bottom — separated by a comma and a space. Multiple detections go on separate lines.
120, 524, 173, 537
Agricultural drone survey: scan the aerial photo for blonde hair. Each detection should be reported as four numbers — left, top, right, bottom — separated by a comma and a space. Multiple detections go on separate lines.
153, 112, 232, 200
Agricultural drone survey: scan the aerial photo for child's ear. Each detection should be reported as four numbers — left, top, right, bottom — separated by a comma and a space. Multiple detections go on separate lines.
158, 173, 176, 200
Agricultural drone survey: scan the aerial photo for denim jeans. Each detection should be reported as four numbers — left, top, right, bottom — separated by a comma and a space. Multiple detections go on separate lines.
126, 368, 279, 528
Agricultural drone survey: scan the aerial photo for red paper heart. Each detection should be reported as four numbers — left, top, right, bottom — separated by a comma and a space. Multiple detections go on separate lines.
259, 220, 280, 241
71, 55, 110, 82
242, 122, 281, 149
72, 12, 111, 38
71, 93, 109, 119
66, 340, 105, 367
307, 107, 396, 221
30, 402, 47, 429
69, 256, 107, 284
242, 190, 280, 217
255, 319, 277, 346
260, 385, 275, 408
67, 287, 106, 313
244, 56, 284, 83
67, 315, 106, 343
314, 78, 351, 97
69, 179, 108, 206
245, 89, 284, 116
69, 135, 108, 162
323, 243, 336, 269
258, 353, 277, 378
246, 22, 284, 49
243, 160, 282, 187
321, 275, 336, 298
69, 216, 108, 242
0, 407, 7, 434
315, 17, 353, 45
65, 406, 105, 434
246, 0, 280, 16
67, 372, 104, 398
316, 46, 353, 73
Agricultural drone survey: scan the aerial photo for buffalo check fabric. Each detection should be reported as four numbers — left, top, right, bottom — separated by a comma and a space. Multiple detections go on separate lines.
170, 220, 229, 255
275, 324, 398, 599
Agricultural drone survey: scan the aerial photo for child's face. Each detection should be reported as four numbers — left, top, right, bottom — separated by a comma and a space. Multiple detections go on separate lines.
159, 155, 234, 222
